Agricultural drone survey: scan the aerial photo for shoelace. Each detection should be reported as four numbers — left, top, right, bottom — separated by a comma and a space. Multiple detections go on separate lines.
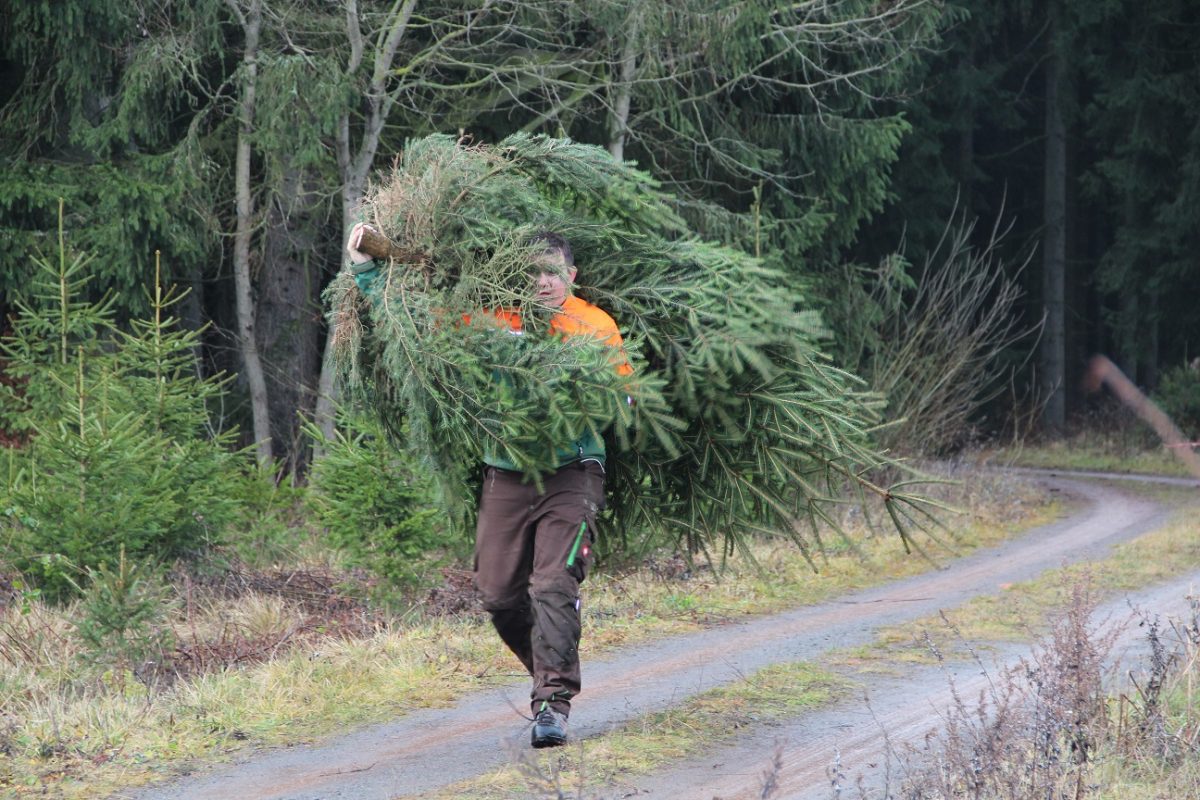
535, 708, 562, 726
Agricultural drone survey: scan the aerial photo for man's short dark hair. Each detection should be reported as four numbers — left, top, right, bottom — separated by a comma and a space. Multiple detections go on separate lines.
531, 231, 573, 267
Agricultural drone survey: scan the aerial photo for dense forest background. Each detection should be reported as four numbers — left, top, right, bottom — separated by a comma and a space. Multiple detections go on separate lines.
2, 0, 1198, 478
5, 6, 1200, 794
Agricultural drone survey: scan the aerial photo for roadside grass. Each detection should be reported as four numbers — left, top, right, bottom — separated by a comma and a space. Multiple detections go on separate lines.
1000, 441, 1190, 477
0, 468, 1054, 797
1095, 756, 1200, 800
1090, 599, 1200, 800
426, 661, 851, 800
0, 618, 459, 795
830, 500, 1200, 670
991, 410, 1195, 477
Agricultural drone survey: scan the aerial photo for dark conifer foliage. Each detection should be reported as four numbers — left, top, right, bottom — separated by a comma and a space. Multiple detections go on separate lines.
3, 0, 1198, 474
855, 0, 1200, 416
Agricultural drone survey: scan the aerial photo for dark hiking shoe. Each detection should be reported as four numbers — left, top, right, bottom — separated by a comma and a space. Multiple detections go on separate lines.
531, 705, 568, 748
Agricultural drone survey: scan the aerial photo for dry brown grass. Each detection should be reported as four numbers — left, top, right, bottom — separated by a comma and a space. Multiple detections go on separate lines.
837, 578, 1200, 800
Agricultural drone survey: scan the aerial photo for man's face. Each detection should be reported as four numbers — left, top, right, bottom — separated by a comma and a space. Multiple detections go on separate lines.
532, 250, 577, 309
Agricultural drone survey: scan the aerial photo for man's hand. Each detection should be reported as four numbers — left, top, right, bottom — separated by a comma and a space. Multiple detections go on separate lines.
346, 223, 375, 264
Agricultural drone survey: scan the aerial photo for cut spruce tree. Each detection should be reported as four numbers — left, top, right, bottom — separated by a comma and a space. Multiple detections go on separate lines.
326, 134, 942, 563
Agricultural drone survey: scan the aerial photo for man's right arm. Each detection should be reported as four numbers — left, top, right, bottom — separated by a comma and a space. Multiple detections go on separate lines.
346, 222, 381, 294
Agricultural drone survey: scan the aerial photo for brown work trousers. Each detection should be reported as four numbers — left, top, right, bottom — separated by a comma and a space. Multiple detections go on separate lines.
473, 460, 604, 716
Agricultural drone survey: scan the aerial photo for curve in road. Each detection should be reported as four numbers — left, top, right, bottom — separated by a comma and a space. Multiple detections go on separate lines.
126, 471, 1189, 800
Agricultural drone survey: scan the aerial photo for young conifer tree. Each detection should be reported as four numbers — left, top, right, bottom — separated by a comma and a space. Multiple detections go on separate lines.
328, 134, 939, 562
1, 205, 243, 599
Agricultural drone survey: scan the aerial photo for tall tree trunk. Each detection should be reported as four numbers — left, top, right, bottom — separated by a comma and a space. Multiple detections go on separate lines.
958, 125, 974, 189
313, 0, 418, 445
311, 198, 359, 451
1116, 106, 1146, 386
1041, 15, 1067, 433
229, 0, 274, 468
957, 50, 975, 196
607, 16, 638, 161
259, 161, 322, 477
1117, 288, 1139, 382
1115, 186, 1141, 386
1146, 287, 1160, 388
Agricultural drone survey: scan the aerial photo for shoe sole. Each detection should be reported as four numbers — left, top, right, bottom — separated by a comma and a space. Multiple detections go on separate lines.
531, 733, 567, 749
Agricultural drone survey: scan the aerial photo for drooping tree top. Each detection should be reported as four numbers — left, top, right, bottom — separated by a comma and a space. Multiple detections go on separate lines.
327, 133, 937, 561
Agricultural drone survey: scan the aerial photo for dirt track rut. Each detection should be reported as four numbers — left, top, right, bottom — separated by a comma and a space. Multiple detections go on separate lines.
126, 471, 1197, 800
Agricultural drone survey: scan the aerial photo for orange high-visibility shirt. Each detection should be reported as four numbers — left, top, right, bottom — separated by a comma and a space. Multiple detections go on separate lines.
465, 296, 633, 376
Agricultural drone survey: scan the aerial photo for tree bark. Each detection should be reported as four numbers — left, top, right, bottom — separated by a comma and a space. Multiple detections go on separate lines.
229, 0, 274, 468
1041, 13, 1067, 433
1146, 287, 1159, 388
607, 15, 638, 161
351, 225, 426, 262
313, 0, 419, 445
1117, 272, 1139, 387
259, 161, 322, 477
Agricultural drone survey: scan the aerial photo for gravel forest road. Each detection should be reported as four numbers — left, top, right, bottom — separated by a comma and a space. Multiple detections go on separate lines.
127, 470, 1198, 800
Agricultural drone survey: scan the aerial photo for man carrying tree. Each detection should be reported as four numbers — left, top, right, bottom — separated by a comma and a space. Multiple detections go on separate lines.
346, 226, 630, 748
331, 135, 933, 755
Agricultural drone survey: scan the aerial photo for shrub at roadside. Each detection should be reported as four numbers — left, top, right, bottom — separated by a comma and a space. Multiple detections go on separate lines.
825, 210, 1031, 455
305, 412, 452, 593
